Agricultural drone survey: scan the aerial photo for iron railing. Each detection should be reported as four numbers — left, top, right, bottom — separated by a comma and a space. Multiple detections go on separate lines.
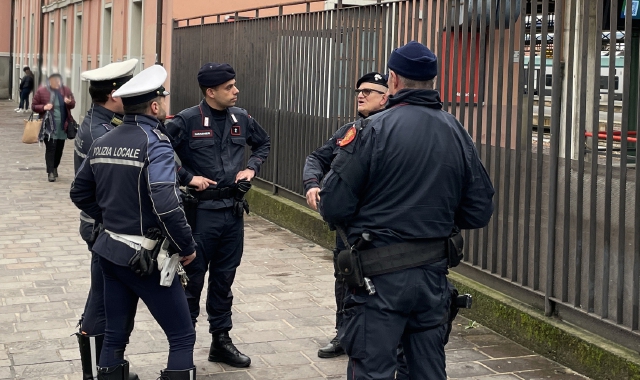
171, 0, 640, 351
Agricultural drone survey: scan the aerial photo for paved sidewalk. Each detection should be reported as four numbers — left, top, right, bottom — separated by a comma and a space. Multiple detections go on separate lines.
0, 100, 588, 379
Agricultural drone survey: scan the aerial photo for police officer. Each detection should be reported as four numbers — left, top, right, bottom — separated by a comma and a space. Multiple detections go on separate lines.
162, 63, 270, 368
303, 72, 388, 358
72, 59, 138, 380
71, 65, 197, 380
319, 41, 494, 379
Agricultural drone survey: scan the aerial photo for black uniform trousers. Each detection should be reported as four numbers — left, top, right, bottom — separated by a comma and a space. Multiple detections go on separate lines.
44, 138, 65, 174
99, 257, 195, 370
78, 220, 105, 335
338, 260, 453, 380
184, 208, 243, 333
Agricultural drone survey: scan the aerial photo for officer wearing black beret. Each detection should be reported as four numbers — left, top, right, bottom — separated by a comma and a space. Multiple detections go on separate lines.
303, 72, 388, 356
162, 62, 271, 368
319, 41, 494, 379
71, 65, 197, 380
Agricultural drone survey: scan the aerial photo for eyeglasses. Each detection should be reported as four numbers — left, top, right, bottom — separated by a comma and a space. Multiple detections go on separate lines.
354, 88, 386, 97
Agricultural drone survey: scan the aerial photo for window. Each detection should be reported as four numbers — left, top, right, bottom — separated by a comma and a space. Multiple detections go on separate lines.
102, 6, 112, 64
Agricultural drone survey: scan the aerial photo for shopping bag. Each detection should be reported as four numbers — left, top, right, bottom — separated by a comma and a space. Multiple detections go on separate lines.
22, 113, 42, 144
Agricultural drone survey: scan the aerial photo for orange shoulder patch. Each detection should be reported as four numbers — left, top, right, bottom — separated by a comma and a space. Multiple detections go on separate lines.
337, 126, 357, 147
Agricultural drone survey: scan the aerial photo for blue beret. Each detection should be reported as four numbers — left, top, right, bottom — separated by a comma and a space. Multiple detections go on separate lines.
387, 41, 438, 81
197, 63, 236, 87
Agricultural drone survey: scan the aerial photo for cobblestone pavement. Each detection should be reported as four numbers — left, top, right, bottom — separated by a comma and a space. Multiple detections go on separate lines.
0, 100, 589, 379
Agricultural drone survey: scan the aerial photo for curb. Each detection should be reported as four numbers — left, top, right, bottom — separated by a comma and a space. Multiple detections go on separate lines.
245, 185, 640, 380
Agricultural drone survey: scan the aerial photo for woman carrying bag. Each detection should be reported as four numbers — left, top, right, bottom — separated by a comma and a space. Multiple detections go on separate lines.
32, 73, 76, 182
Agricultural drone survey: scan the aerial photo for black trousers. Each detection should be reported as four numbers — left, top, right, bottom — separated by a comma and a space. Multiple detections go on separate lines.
44, 138, 65, 174
19, 88, 30, 109
185, 207, 244, 334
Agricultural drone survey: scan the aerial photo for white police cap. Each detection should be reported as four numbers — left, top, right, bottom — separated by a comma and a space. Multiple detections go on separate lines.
112, 64, 170, 106
81, 59, 138, 89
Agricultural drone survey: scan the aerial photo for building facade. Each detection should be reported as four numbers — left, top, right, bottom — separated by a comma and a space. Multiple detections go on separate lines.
7, 0, 174, 118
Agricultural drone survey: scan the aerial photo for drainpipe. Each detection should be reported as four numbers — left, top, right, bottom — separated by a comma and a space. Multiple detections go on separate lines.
37, 0, 45, 85
9, 0, 16, 99
156, 0, 163, 65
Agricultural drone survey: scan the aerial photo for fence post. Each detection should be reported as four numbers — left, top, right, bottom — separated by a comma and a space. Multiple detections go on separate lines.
273, 5, 284, 195
545, 0, 564, 317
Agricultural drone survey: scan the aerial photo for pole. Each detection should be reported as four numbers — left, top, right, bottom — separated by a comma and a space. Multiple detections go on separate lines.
156, 0, 163, 65
37, 0, 45, 86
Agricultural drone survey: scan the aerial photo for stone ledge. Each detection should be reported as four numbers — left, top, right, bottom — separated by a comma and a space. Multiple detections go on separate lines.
246, 185, 640, 380
448, 272, 640, 380
245, 186, 335, 250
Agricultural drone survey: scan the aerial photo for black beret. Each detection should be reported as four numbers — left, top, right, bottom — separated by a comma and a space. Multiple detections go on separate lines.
197, 63, 236, 87
356, 72, 388, 88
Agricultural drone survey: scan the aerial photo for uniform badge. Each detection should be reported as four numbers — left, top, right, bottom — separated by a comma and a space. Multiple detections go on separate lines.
111, 116, 123, 126
337, 126, 357, 147
152, 128, 170, 141
231, 125, 241, 136
192, 130, 213, 138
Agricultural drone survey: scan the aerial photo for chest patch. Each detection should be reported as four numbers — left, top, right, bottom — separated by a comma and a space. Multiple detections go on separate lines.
192, 130, 213, 138
337, 126, 357, 147
102, 123, 115, 132
231, 125, 241, 136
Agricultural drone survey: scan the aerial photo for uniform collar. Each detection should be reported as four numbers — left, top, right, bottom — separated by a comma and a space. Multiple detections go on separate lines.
123, 114, 160, 127
91, 104, 124, 126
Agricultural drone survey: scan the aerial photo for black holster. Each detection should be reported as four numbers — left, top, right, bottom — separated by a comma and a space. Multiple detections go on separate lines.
180, 190, 199, 229
447, 230, 464, 268
335, 247, 365, 289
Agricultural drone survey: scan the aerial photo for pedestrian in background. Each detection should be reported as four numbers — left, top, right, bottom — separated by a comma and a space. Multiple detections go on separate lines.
32, 73, 76, 182
16, 66, 34, 112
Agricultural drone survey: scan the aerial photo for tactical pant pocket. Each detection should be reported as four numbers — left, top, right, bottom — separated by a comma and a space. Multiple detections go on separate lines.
337, 293, 367, 359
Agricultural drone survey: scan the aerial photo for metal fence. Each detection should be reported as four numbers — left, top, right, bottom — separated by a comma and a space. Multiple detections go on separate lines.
171, 0, 640, 351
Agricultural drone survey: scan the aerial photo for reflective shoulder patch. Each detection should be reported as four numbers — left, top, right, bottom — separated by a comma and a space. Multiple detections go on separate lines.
337, 125, 357, 147
102, 123, 115, 131
152, 128, 170, 142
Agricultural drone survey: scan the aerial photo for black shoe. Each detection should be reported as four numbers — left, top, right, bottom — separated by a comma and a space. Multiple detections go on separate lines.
48, 173, 56, 182
97, 360, 139, 380
318, 336, 345, 358
158, 367, 196, 380
53, 168, 58, 178
208, 332, 251, 368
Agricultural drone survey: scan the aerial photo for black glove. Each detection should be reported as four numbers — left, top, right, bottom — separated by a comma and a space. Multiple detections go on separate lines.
128, 228, 163, 276
232, 180, 252, 217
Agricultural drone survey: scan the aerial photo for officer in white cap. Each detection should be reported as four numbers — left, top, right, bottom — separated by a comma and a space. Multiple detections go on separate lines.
73, 58, 139, 380
71, 64, 197, 380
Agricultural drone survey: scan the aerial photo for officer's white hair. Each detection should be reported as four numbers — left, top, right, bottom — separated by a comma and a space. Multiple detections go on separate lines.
397, 75, 435, 90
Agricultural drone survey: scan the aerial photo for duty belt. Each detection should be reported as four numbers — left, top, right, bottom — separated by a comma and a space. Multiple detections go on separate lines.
189, 187, 236, 201
358, 239, 448, 277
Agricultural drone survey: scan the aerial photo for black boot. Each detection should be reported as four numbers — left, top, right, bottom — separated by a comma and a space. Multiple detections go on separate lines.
48, 172, 56, 182
318, 335, 345, 358
158, 367, 196, 380
77, 333, 104, 379
53, 168, 58, 178
97, 360, 139, 380
208, 332, 251, 368
77, 334, 139, 380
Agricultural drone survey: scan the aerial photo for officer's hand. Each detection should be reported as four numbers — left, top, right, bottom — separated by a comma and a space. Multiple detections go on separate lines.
181, 252, 196, 266
189, 176, 217, 191
306, 187, 321, 211
235, 169, 255, 183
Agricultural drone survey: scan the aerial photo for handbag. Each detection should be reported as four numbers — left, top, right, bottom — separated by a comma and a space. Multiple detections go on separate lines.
66, 117, 79, 139
22, 112, 42, 144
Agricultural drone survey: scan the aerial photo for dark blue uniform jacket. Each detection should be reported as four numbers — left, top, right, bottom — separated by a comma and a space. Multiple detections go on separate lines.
70, 114, 196, 266
319, 89, 494, 248
74, 104, 123, 173
163, 100, 271, 209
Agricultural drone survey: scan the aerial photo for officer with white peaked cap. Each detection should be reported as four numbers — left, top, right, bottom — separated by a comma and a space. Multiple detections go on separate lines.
71, 64, 197, 380
73, 58, 140, 380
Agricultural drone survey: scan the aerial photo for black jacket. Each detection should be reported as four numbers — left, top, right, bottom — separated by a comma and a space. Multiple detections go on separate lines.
19, 75, 34, 91
319, 89, 494, 247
